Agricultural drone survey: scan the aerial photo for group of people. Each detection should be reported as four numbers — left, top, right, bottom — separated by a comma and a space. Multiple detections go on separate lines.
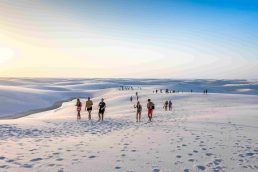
75, 97, 106, 121
133, 99, 155, 122
119, 86, 142, 91
153, 89, 182, 94
154, 89, 208, 94
163, 100, 173, 111
75, 96, 156, 123
203, 89, 208, 94
130, 92, 139, 102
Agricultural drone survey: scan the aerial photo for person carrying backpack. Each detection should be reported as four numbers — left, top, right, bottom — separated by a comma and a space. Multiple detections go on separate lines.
147, 99, 154, 122
134, 101, 142, 122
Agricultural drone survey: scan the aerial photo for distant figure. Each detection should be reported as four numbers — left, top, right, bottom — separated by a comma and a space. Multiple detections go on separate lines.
147, 99, 155, 122
160, 89, 163, 93
136, 95, 139, 101
169, 100, 172, 111
165, 89, 169, 93
76, 98, 82, 120
98, 98, 106, 121
136, 92, 138, 96
164, 100, 168, 111
191, 89, 193, 93
85, 97, 93, 120
134, 101, 142, 122
156, 89, 158, 94
206, 89, 208, 94
130, 96, 133, 102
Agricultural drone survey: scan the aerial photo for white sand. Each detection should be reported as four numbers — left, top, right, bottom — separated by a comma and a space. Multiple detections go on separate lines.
0, 88, 258, 172
1, 78, 258, 119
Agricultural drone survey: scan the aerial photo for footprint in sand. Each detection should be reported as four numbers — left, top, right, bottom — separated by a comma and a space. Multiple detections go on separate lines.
0, 156, 6, 160
22, 164, 33, 168
56, 158, 63, 161
48, 164, 56, 167
115, 166, 121, 169
6, 159, 15, 163
89, 155, 96, 159
57, 168, 64, 172
30, 158, 43, 162
0, 165, 9, 169
188, 159, 195, 162
246, 153, 254, 156
205, 153, 213, 156
176, 155, 182, 158
152, 168, 160, 172
213, 159, 222, 165
196, 165, 206, 171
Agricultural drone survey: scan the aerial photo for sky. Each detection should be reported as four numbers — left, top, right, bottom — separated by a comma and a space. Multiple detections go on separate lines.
0, 0, 258, 79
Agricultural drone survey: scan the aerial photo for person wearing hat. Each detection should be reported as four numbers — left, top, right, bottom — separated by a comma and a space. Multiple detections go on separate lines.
98, 98, 106, 121
85, 97, 93, 120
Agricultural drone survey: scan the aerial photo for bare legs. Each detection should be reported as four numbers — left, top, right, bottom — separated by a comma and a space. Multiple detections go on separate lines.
136, 112, 141, 122
88, 111, 92, 120
148, 109, 153, 122
98, 112, 104, 121
77, 111, 81, 120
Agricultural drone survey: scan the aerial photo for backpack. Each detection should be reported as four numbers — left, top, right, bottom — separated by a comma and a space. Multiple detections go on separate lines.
151, 102, 155, 110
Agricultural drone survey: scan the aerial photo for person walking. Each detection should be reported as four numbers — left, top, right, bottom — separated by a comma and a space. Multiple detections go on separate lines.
98, 98, 106, 121
164, 100, 168, 111
75, 98, 82, 120
169, 100, 172, 111
85, 97, 93, 120
130, 96, 133, 102
134, 101, 142, 122
147, 99, 155, 122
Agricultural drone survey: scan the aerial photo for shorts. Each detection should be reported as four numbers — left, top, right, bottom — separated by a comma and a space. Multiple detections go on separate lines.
148, 108, 153, 118
87, 107, 92, 111
99, 109, 105, 114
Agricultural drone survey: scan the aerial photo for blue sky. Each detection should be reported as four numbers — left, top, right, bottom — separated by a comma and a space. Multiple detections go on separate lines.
0, 0, 257, 78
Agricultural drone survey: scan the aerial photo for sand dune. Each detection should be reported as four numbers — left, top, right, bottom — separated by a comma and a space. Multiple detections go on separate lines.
0, 86, 257, 172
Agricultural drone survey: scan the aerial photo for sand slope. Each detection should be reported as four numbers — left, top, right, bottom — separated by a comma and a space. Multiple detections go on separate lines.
0, 88, 258, 172
1, 78, 258, 119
